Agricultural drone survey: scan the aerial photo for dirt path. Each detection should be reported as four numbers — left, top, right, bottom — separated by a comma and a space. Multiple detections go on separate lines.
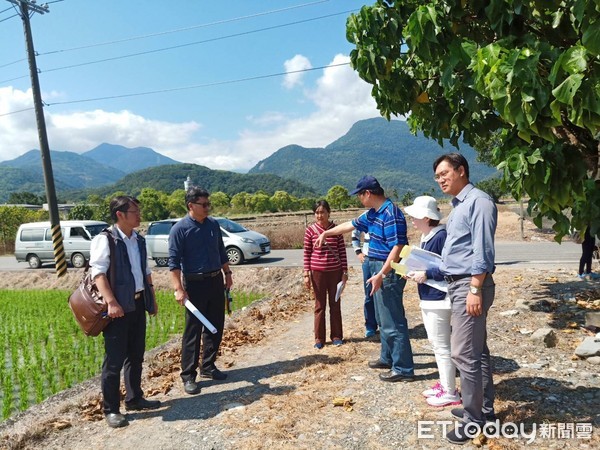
2, 263, 600, 450
1, 210, 600, 449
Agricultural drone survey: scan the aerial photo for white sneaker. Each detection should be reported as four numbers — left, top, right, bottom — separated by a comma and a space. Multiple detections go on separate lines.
421, 381, 443, 398
426, 389, 461, 407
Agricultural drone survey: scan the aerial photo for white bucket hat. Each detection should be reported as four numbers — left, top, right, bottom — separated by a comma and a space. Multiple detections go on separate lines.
404, 196, 442, 220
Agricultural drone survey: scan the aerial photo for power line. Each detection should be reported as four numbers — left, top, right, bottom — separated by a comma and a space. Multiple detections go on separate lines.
0, 12, 18, 23
0, 8, 356, 84
0, 62, 350, 115
46, 62, 350, 106
0, 105, 35, 116
40, 0, 330, 56
0, 0, 328, 69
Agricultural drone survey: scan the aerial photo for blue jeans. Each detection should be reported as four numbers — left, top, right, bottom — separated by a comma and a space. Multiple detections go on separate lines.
362, 256, 378, 332
369, 259, 414, 376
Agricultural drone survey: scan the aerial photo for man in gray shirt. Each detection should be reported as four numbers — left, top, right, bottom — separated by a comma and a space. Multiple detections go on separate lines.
428, 153, 497, 444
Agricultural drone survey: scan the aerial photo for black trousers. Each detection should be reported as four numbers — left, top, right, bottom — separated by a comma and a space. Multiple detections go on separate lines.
180, 275, 225, 381
101, 298, 146, 414
579, 228, 595, 274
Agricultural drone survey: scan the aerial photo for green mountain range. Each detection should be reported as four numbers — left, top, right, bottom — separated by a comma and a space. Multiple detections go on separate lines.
248, 117, 497, 195
0, 118, 497, 203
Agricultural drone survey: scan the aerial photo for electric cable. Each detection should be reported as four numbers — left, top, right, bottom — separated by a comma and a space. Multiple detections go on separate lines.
0, 62, 350, 116
40, 0, 330, 56
0, 8, 356, 85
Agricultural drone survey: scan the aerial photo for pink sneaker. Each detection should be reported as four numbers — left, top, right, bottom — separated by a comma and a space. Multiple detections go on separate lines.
426, 389, 461, 407
421, 381, 443, 398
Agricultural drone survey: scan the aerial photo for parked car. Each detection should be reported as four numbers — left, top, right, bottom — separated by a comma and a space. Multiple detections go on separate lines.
145, 217, 271, 266
15, 220, 108, 269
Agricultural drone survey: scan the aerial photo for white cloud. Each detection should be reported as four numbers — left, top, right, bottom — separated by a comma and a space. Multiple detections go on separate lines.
0, 87, 201, 162
283, 54, 313, 89
0, 54, 382, 172
224, 54, 381, 170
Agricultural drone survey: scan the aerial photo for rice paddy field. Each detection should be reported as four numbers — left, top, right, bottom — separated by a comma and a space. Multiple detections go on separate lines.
0, 289, 261, 421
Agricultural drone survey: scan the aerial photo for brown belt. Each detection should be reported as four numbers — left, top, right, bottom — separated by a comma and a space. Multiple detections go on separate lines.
134, 291, 144, 300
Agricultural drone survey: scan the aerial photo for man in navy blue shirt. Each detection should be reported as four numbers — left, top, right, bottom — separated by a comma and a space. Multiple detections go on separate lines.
169, 187, 233, 395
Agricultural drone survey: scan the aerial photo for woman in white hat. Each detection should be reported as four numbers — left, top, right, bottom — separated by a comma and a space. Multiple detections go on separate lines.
404, 196, 460, 407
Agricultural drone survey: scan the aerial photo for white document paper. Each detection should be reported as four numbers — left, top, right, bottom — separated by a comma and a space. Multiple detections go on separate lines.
399, 245, 443, 271
184, 299, 217, 334
335, 280, 345, 302
392, 245, 448, 293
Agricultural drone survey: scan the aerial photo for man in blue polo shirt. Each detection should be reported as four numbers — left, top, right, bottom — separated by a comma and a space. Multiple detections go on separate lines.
169, 186, 233, 395
316, 175, 415, 382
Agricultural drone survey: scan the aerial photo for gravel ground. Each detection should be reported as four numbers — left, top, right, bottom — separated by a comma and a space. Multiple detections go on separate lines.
1, 210, 599, 449
1, 262, 599, 449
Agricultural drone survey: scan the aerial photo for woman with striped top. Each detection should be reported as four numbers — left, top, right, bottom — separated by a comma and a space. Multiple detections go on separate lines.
303, 200, 348, 349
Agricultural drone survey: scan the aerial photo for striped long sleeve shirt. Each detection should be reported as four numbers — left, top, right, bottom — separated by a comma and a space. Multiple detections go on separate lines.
303, 222, 348, 272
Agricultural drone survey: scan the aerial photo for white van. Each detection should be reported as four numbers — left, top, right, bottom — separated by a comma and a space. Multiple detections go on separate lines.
145, 217, 271, 266
15, 220, 108, 269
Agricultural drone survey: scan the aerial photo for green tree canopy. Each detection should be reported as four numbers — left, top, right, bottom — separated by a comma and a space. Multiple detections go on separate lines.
230, 192, 250, 212
347, 0, 600, 240
246, 193, 272, 213
68, 204, 95, 220
210, 191, 231, 210
167, 189, 187, 218
326, 185, 352, 210
270, 190, 295, 211
0, 206, 47, 253
138, 188, 168, 222
7, 192, 46, 205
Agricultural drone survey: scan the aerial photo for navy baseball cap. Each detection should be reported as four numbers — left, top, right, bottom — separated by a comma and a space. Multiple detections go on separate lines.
350, 175, 381, 195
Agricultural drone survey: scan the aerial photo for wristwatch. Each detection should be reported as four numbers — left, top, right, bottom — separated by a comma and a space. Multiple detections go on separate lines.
469, 285, 481, 295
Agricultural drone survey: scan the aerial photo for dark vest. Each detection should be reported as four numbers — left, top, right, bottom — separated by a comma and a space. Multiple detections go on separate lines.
105, 227, 155, 314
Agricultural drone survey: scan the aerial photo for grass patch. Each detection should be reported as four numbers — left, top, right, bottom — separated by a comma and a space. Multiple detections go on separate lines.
0, 288, 262, 421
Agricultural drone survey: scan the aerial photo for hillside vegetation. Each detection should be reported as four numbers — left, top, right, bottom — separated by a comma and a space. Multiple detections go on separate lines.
249, 117, 497, 195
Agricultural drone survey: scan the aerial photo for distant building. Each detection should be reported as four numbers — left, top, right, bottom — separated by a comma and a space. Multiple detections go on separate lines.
43, 203, 76, 218
2, 204, 41, 211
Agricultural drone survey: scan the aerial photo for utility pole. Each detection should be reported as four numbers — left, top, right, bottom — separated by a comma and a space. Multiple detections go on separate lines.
9, 0, 67, 277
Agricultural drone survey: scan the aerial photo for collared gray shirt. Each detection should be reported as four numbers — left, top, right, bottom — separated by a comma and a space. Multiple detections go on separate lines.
439, 183, 497, 276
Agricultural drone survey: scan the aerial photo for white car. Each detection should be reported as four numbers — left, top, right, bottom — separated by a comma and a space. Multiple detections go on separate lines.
15, 220, 108, 268
145, 217, 271, 266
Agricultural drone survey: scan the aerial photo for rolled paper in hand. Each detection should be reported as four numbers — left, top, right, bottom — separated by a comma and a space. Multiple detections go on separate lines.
184, 299, 217, 334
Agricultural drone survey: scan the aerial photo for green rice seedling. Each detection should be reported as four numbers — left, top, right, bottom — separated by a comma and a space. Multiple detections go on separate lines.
0, 288, 264, 420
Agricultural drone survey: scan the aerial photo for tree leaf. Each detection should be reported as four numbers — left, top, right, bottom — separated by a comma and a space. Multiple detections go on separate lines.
561, 45, 588, 74
551, 74, 584, 105
582, 20, 600, 56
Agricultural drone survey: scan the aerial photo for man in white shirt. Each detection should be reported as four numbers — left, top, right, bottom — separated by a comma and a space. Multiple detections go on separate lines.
90, 196, 160, 428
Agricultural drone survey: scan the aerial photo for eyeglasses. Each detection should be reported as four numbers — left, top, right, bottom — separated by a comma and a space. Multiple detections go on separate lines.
191, 202, 211, 208
123, 209, 141, 215
434, 169, 454, 181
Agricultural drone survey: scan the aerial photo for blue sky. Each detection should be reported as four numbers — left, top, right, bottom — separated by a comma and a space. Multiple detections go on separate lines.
0, 0, 382, 171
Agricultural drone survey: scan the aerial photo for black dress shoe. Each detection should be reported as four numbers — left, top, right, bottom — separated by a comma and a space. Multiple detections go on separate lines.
446, 422, 481, 445
125, 397, 162, 411
184, 380, 201, 395
200, 368, 228, 380
368, 359, 392, 369
378, 370, 415, 382
105, 412, 128, 428
451, 407, 497, 422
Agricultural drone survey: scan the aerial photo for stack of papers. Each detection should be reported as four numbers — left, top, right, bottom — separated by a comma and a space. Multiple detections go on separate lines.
391, 245, 448, 293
